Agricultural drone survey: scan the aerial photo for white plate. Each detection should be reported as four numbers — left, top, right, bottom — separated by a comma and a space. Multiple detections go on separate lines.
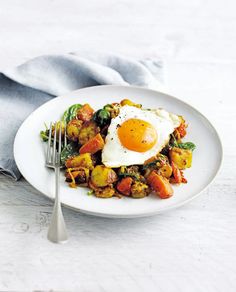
14, 85, 223, 218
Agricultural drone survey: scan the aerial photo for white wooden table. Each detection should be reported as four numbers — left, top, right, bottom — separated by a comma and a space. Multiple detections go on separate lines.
0, 0, 235, 291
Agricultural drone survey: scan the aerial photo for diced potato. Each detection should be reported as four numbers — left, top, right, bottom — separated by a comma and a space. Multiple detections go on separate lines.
65, 167, 90, 185
144, 156, 157, 165
156, 153, 169, 164
78, 121, 99, 145
169, 147, 192, 169
90, 165, 118, 187
157, 164, 172, 178
143, 154, 169, 168
94, 186, 115, 198
131, 181, 150, 198
118, 165, 142, 181
143, 154, 171, 178
66, 119, 83, 141
65, 153, 94, 170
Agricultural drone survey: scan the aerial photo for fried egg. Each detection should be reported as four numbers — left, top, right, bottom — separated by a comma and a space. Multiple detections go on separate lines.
102, 105, 180, 167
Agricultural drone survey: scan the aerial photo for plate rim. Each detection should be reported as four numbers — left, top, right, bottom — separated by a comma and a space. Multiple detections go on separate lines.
14, 85, 223, 218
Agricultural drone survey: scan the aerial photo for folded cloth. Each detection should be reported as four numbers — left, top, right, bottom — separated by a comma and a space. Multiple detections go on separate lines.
0, 52, 164, 180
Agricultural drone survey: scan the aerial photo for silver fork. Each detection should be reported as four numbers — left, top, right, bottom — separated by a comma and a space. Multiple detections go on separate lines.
46, 121, 68, 243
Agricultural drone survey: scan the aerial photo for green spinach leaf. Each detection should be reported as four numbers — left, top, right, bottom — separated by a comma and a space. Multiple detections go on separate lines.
118, 172, 139, 180
40, 123, 49, 142
177, 142, 196, 151
60, 142, 78, 165
171, 134, 196, 151
40, 130, 49, 142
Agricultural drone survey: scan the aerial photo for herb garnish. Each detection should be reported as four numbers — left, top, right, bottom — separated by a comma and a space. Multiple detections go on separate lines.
171, 134, 196, 151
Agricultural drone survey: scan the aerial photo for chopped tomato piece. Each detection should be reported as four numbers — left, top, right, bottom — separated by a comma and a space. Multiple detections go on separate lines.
176, 119, 187, 138
171, 161, 187, 184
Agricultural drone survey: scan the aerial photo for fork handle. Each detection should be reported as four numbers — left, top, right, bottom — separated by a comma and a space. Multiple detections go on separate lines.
47, 167, 68, 243
55, 167, 60, 202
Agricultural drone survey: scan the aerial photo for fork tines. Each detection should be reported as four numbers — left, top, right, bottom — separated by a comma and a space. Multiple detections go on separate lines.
46, 121, 63, 167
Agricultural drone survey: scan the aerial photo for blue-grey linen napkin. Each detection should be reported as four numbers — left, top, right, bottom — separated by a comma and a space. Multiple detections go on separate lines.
0, 52, 164, 180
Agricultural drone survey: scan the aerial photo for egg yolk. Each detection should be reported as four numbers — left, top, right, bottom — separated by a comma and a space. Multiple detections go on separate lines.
117, 118, 157, 152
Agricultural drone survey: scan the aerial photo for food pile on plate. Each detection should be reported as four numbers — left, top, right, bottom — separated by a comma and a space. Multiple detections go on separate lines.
41, 99, 195, 199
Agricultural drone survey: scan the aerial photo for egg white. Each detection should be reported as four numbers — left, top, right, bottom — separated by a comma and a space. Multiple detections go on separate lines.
102, 105, 180, 167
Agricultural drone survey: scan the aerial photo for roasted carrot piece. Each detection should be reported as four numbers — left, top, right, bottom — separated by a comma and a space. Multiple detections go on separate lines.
79, 133, 104, 154
77, 104, 94, 122
147, 171, 173, 199
116, 177, 133, 196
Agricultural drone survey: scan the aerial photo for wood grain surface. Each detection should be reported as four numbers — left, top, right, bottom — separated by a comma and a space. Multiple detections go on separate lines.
0, 0, 235, 291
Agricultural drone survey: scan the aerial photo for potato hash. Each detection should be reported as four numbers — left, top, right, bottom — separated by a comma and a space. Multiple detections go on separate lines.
40, 99, 196, 199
